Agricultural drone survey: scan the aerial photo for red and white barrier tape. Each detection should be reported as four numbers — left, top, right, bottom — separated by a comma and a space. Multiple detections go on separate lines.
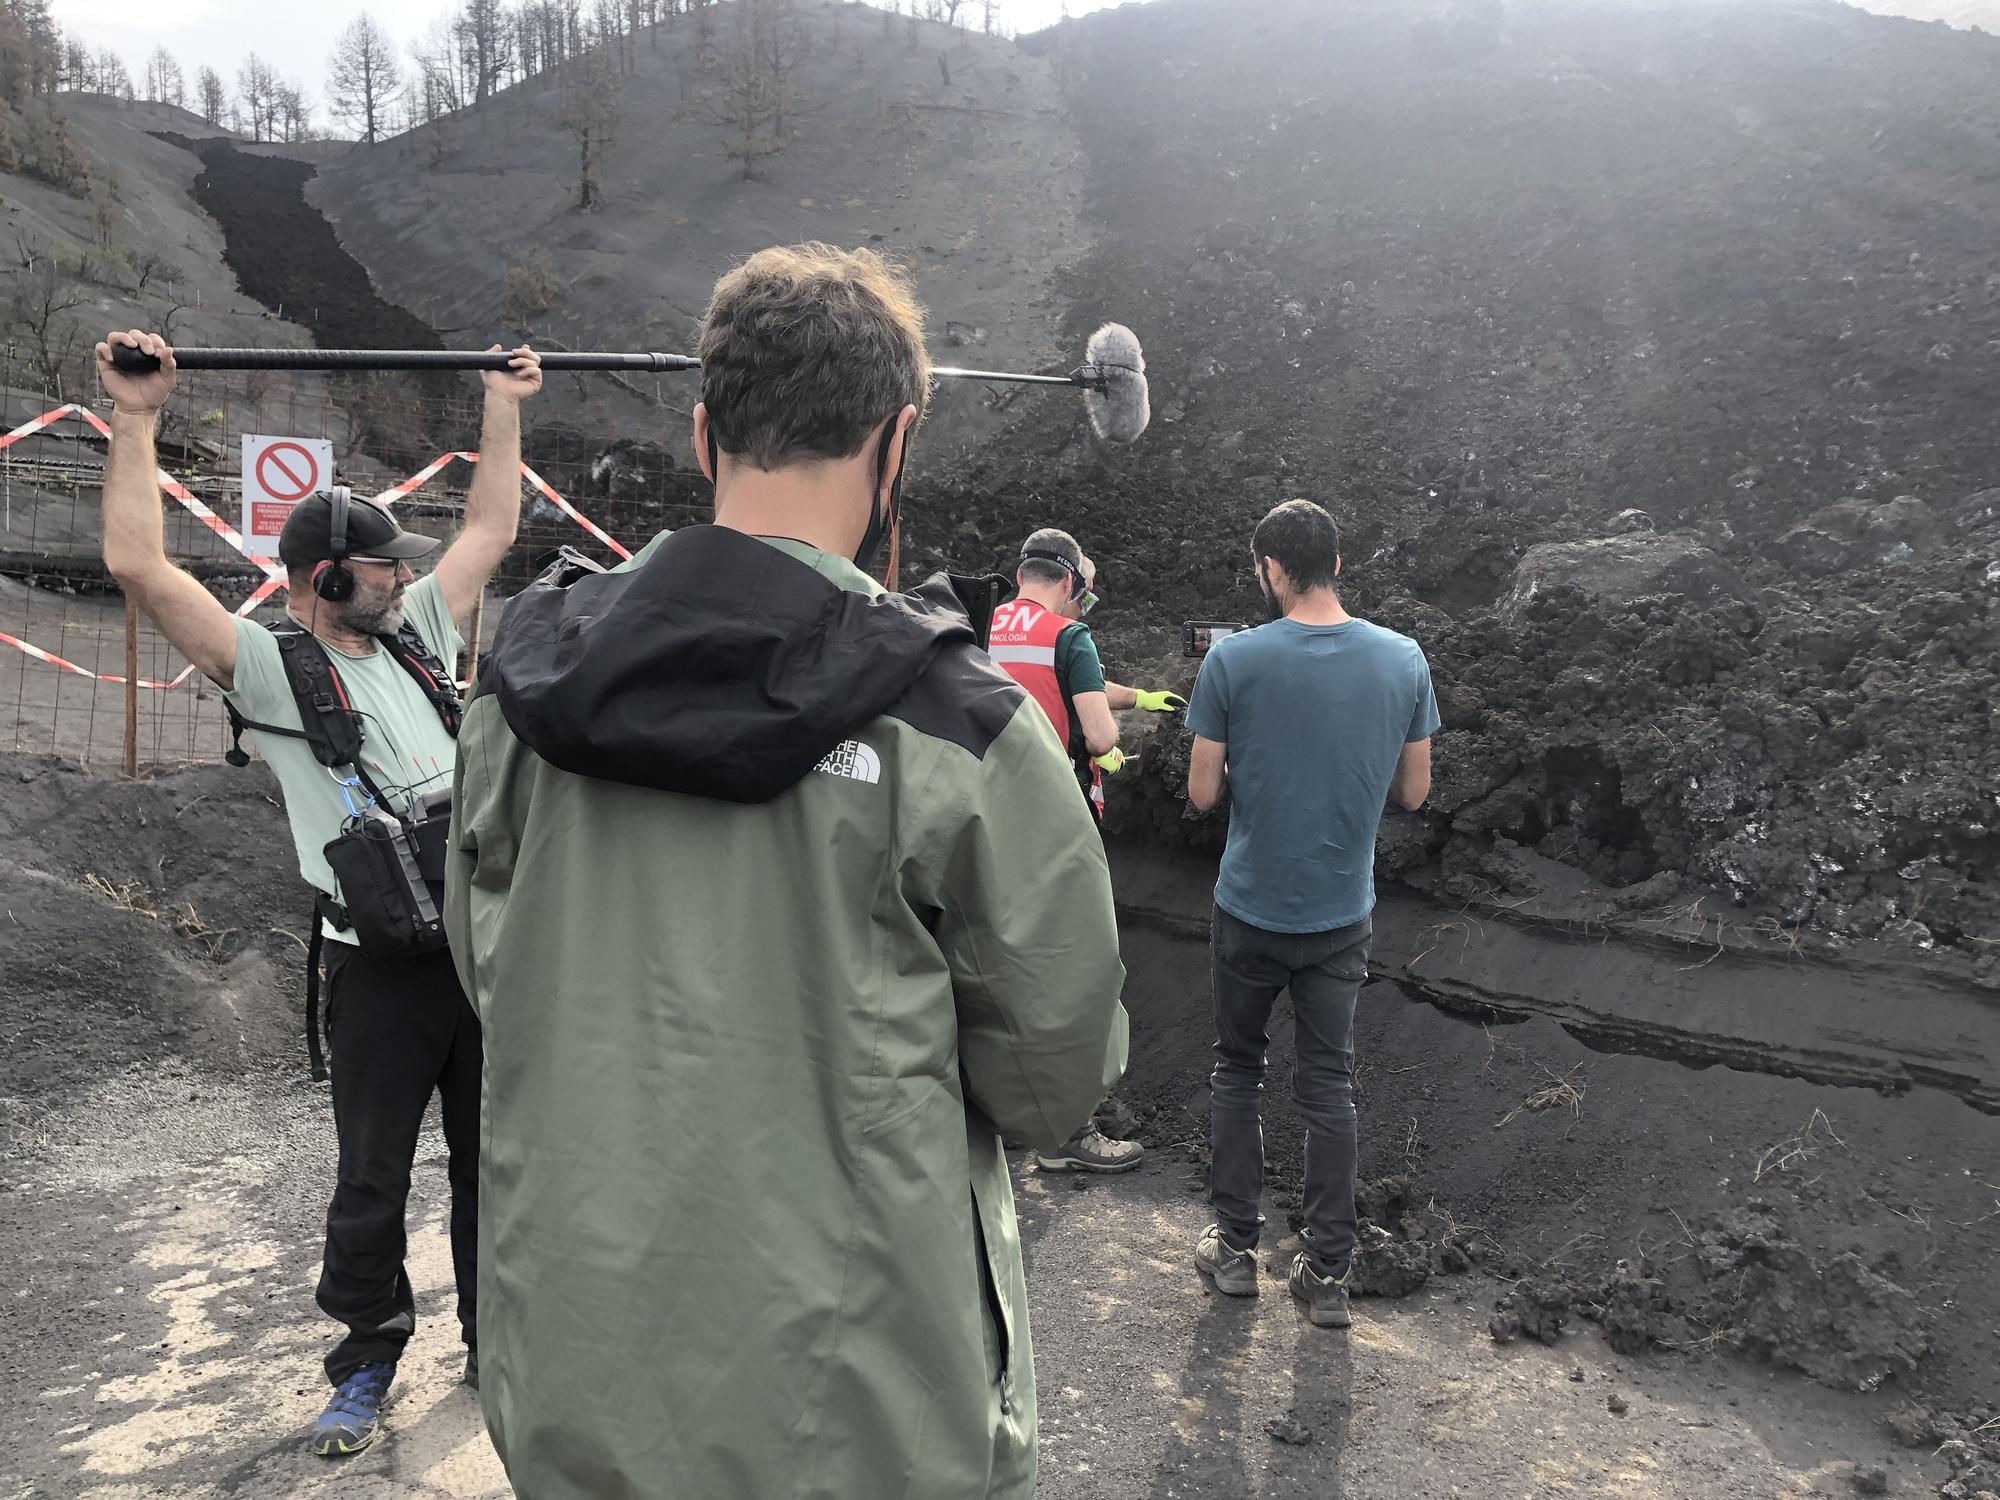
0, 628, 183, 688
519, 460, 634, 561
0, 579, 281, 690
1, 404, 636, 687
1, 403, 289, 580
373, 450, 475, 502
375, 452, 634, 562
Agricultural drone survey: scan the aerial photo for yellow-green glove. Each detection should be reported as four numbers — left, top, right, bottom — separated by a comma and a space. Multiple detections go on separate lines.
1134, 689, 1187, 713
1093, 747, 1127, 774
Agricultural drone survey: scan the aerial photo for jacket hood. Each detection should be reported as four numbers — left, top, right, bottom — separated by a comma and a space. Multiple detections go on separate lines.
480, 526, 991, 803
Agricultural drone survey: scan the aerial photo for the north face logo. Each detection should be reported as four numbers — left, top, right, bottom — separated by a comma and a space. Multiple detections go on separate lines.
814, 740, 882, 785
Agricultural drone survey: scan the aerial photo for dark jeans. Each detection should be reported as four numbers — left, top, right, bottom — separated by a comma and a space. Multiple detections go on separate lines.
318, 944, 482, 1385
1207, 905, 1372, 1279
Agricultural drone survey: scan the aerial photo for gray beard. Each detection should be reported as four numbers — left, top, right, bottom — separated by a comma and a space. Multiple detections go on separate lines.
348, 597, 407, 636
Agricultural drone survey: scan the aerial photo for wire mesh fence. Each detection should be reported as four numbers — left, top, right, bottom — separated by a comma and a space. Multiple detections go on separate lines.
0, 352, 713, 771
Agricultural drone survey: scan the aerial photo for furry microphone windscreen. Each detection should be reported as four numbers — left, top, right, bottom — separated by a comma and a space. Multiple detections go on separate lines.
1084, 323, 1150, 444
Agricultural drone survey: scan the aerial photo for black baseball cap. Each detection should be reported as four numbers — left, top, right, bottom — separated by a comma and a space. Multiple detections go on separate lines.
277, 492, 441, 569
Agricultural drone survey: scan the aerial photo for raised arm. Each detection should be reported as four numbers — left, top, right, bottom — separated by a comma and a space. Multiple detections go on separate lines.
431, 346, 542, 624
96, 331, 241, 690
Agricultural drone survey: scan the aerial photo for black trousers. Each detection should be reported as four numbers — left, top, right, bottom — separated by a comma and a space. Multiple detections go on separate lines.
317, 943, 482, 1386
1208, 907, 1372, 1279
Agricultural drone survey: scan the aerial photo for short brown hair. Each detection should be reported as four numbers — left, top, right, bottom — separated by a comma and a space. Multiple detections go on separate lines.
1252, 499, 1342, 591
698, 243, 933, 471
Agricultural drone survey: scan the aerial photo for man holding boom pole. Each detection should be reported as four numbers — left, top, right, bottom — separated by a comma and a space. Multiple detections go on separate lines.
94, 328, 541, 1457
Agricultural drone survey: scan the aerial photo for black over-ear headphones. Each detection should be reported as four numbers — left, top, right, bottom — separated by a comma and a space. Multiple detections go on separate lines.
313, 486, 355, 603
1019, 548, 1086, 600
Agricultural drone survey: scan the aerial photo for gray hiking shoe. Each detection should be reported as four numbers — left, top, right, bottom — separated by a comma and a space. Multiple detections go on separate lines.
1034, 1126, 1144, 1174
1288, 1252, 1352, 1328
1195, 1224, 1259, 1296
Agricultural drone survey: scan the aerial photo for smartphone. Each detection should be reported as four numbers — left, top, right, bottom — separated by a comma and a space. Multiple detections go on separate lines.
1182, 621, 1249, 658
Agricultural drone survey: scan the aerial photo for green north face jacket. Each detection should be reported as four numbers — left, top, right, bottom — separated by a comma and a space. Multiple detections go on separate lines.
444, 527, 1129, 1500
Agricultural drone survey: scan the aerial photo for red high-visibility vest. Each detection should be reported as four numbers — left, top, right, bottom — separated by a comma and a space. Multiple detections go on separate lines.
989, 598, 1103, 818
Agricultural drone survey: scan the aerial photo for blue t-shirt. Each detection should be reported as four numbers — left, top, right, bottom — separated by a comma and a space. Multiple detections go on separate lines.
1186, 617, 1441, 933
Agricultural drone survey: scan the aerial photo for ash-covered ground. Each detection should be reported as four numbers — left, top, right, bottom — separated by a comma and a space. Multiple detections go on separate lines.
3, 754, 1991, 1499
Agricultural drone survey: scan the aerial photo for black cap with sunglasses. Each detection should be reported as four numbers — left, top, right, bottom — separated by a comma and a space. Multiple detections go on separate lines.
278, 489, 442, 571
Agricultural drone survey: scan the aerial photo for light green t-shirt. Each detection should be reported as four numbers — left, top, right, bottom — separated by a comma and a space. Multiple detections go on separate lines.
227, 573, 464, 943
614, 530, 872, 593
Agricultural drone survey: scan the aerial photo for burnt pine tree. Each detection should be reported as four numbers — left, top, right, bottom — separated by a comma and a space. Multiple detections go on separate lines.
329, 14, 401, 142
195, 65, 225, 125
236, 52, 278, 140
703, 0, 811, 180
59, 36, 88, 91
458, 0, 512, 104
412, 17, 466, 125
275, 81, 311, 142
0, 0, 64, 103
3, 252, 86, 389
589, 0, 627, 77
94, 46, 132, 100
558, 44, 620, 209
144, 46, 183, 106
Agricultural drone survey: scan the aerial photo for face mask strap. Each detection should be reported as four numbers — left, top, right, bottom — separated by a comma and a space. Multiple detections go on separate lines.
707, 414, 908, 583
855, 421, 905, 578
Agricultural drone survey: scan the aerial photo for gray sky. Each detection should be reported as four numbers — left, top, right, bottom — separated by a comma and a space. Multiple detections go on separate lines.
49, 0, 2000, 122
50, 1, 1132, 107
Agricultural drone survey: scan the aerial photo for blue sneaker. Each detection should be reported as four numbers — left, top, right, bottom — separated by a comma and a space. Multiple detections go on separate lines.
312, 1362, 394, 1457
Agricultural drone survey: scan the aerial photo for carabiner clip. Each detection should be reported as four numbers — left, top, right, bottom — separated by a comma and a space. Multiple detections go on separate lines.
327, 767, 369, 819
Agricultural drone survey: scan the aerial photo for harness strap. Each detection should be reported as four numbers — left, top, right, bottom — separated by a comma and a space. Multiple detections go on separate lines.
225, 619, 461, 781
305, 917, 329, 1082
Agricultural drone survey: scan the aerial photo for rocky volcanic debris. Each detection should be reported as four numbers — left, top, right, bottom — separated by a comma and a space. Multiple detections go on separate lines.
1017, 0, 2000, 955
1556, 1207, 1930, 1394
1488, 1277, 1572, 1345
1348, 1222, 1433, 1298
1498, 533, 1754, 625
1773, 496, 1940, 573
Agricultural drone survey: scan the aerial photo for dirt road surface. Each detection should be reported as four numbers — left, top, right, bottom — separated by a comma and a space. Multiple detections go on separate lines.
2, 1061, 1938, 1500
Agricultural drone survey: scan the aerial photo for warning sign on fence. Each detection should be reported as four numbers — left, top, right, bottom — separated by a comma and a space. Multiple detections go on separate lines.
242, 434, 333, 555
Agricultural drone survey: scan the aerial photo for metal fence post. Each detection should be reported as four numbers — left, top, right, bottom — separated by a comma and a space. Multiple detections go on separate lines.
123, 599, 139, 778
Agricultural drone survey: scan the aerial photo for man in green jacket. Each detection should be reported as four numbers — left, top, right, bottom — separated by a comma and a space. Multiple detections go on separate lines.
445, 244, 1130, 1500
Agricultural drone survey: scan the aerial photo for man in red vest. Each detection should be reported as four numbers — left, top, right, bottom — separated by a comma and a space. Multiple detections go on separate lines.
989, 528, 1186, 1172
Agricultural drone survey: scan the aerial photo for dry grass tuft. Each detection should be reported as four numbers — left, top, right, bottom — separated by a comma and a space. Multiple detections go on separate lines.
1496, 1064, 1587, 1132
1749, 914, 1805, 958
83, 873, 157, 918
1753, 1108, 1846, 1182
1496, 1072, 1584, 1128
82, 875, 234, 957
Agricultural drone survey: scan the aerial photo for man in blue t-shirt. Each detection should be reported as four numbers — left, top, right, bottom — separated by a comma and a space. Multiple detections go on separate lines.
1183, 499, 1439, 1330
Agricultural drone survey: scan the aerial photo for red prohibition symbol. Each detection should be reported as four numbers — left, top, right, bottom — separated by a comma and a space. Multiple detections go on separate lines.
255, 441, 320, 502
